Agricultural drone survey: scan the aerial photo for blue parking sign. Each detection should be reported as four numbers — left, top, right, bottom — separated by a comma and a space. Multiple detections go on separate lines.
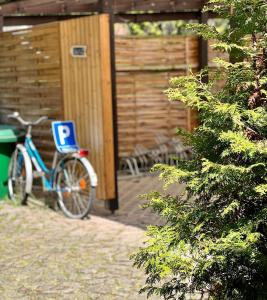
52, 121, 79, 153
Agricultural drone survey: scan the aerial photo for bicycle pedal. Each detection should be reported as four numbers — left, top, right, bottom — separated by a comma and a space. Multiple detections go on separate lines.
33, 171, 45, 178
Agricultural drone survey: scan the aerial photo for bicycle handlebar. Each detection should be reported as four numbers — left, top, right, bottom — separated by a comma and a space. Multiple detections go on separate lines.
7, 112, 49, 126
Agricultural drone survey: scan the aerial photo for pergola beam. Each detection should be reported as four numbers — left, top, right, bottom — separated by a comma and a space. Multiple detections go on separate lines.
115, 12, 200, 23
112, 0, 204, 13
0, 0, 208, 17
3, 14, 93, 26
0, 0, 216, 28
3, 11, 220, 27
115, 12, 218, 23
0, 0, 99, 15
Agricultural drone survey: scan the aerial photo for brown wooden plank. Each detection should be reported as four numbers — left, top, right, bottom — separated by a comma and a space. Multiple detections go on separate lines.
99, 14, 116, 199
59, 15, 115, 201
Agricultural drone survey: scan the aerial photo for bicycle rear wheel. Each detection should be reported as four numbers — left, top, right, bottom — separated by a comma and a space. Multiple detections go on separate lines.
55, 157, 96, 219
8, 146, 31, 205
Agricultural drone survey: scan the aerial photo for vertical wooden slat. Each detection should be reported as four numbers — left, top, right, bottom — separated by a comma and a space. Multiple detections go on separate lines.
99, 14, 116, 199
59, 15, 115, 201
100, 0, 119, 211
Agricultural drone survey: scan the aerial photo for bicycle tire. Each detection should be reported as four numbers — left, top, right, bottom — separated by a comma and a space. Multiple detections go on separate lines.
8, 146, 32, 205
55, 156, 96, 219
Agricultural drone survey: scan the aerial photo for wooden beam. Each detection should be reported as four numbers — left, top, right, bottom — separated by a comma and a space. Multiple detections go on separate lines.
112, 0, 205, 14
0, 0, 218, 22
0, 0, 99, 15
100, 0, 119, 212
3, 11, 219, 27
115, 12, 200, 23
3, 14, 93, 26
0, 0, 209, 16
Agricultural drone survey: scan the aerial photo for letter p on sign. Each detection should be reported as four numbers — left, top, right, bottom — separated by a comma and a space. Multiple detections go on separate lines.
58, 125, 70, 145
52, 121, 79, 153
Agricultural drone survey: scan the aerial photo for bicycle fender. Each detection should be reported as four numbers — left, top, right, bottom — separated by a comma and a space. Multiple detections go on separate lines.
16, 144, 33, 194
81, 157, 98, 187
72, 155, 98, 187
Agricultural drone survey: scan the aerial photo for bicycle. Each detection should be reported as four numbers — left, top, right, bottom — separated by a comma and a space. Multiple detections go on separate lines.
7, 112, 98, 219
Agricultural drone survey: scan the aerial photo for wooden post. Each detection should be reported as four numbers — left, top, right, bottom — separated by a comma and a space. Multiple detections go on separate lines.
99, 0, 119, 213
198, 11, 209, 82
0, 15, 4, 32
190, 9, 209, 130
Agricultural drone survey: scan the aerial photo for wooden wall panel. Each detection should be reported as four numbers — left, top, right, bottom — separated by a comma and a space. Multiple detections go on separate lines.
116, 36, 199, 71
116, 36, 199, 157
116, 36, 226, 157
0, 23, 62, 162
116, 70, 190, 156
60, 15, 115, 200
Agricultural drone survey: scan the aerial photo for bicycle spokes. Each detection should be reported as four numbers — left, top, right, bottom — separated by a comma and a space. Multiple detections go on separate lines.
56, 157, 95, 219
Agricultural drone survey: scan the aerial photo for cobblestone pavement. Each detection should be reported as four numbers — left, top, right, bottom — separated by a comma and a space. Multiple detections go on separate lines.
0, 203, 153, 300
0, 175, 181, 300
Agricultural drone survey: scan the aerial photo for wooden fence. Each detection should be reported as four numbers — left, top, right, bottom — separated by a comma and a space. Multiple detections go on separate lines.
0, 15, 115, 201
115, 36, 227, 157
115, 36, 199, 157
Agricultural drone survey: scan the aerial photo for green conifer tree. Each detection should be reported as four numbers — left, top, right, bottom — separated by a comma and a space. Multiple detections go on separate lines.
132, 1, 267, 299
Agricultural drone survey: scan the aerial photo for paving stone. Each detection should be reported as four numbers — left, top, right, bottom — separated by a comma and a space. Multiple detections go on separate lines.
0, 175, 188, 299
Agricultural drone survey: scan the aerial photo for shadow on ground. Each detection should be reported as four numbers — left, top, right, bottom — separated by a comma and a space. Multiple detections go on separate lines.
92, 174, 184, 229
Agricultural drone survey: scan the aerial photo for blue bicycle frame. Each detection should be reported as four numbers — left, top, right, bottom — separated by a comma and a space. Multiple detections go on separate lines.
24, 136, 58, 192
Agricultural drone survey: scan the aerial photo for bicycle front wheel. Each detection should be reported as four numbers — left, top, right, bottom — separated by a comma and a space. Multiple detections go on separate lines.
8, 146, 32, 205
55, 157, 96, 219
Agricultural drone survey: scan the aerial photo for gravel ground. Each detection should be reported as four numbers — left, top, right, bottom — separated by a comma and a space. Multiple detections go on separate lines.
0, 201, 156, 300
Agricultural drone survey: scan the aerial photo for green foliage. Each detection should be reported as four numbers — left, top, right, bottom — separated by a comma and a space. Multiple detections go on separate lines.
120, 18, 227, 38
128, 21, 188, 36
132, 0, 267, 299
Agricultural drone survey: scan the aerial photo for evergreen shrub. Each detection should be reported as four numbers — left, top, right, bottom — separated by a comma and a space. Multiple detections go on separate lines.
132, 1, 267, 299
